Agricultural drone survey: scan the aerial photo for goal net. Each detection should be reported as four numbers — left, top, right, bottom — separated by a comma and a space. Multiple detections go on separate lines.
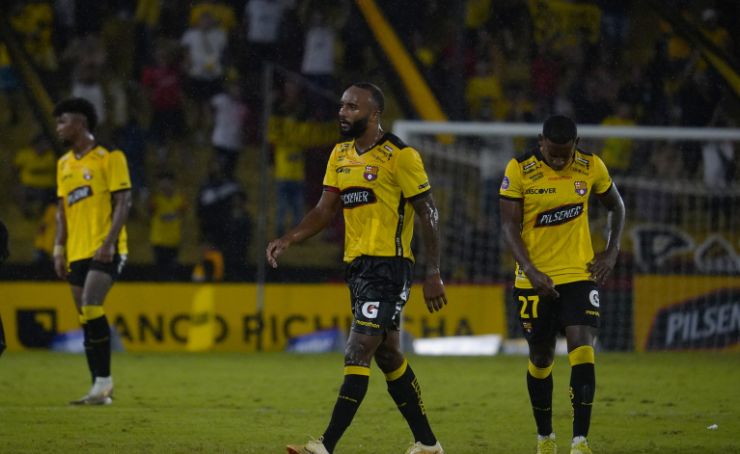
394, 121, 740, 351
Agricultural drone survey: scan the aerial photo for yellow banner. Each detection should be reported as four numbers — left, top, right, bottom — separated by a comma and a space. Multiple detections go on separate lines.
633, 275, 740, 351
0, 283, 506, 352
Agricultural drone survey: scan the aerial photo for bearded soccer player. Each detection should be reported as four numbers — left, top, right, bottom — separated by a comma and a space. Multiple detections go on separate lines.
500, 115, 625, 454
53, 98, 132, 405
266, 83, 447, 454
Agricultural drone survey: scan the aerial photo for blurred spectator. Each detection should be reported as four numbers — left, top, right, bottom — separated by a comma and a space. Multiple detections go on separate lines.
530, 43, 561, 113
242, 0, 289, 72
599, 102, 635, 176
702, 109, 735, 231
617, 65, 650, 122
210, 79, 250, 178
134, 0, 162, 74
114, 114, 149, 205
189, 0, 237, 33
11, 1, 59, 74
0, 44, 21, 126
141, 42, 186, 161
699, 8, 732, 54
33, 194, 57, 264
598, 0, 631, 63
569, 64, 614, 124
196, 160, 241, 251
64, 35, 107, 129
53, 0, 77, 52
181, 11, 228, 140
270, 78, 308, 236
635, 141, 683, 223
465, 60, 503, 120
13, 134, 56, 219
677, 68, 721, 176
223, 190, 252, 280
298, 3, 347, 110
101, 6, 137, 82
149, 171, 186, 279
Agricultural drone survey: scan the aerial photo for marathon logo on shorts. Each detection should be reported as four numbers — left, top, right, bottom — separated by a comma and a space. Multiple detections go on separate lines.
340, 187, 377, 208
534, 203, 583, 227
67, 185, 93, 206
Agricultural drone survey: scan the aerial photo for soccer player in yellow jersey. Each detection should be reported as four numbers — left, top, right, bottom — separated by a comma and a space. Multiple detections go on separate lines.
267, 83, 447, 454
500, 115, 625, 454
52, 98, 132, 405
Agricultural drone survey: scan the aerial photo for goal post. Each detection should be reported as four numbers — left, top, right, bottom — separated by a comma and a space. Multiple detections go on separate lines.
394, 120, 740, 351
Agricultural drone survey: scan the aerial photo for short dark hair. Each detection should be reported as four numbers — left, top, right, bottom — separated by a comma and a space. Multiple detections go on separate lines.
53, 97, 98, 132
542, 115, 577, 144
0, 220, 9, 264
350, 82, 385, 113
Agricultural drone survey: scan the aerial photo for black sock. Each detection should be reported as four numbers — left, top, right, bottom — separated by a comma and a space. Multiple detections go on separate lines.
570, 363, 595, 438
82, 323, 96, 382
86, 315, 111, 378
386, 361, 436, 446
322, 370, 369, 453
527, 371, 553, 436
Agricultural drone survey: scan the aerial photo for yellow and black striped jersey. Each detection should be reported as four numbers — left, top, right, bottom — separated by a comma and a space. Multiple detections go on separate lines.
323, 133, 431, 263
499, 148, 612, 288
57, 146, 131, 262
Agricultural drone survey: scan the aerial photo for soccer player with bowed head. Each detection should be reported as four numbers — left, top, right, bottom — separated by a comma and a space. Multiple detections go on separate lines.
266, 82, 447, 454
499, 115, 625, 454
53, 98, 132, 405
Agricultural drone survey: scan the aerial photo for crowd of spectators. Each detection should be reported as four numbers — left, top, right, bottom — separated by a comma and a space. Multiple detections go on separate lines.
1, 0, 738, 275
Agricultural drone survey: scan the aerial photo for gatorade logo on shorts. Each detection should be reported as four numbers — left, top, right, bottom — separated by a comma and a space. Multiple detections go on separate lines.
361, 302, 379, 319
589, 290, 600, 308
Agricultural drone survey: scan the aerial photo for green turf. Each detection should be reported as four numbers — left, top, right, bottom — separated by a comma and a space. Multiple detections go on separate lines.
0, 351, 738, 453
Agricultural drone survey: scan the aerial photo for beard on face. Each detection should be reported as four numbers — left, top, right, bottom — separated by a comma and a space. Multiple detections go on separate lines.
340, 115, 369, 139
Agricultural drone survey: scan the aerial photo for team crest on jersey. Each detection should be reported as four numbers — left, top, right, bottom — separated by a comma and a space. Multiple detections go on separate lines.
83, 168, 93, 180
574, 180, 587, 196
363, 165, 379, 181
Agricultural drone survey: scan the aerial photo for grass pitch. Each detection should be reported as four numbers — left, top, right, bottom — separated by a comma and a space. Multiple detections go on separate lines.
0, 351, 738, 453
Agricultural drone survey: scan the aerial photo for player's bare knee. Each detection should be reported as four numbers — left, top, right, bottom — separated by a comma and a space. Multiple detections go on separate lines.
374, 347, 403, 372
344, 341, 371, 366
529, 352, 554, 368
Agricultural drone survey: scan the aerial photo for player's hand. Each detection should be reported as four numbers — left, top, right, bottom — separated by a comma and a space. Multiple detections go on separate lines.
54, 255, 67, 279
94, 243, 115, 263
588, 248, 618, 285
422, 272, 447, 313
266, 237, 291, 269
527, 268, 559, 298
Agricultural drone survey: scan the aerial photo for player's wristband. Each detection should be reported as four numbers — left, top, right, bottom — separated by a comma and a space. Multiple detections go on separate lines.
53, 245, 65, 257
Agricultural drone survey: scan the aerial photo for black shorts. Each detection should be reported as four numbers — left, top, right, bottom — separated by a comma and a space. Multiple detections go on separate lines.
68, 255, 126, 287
346, 256, 413, 336
513, 280, 600, 344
